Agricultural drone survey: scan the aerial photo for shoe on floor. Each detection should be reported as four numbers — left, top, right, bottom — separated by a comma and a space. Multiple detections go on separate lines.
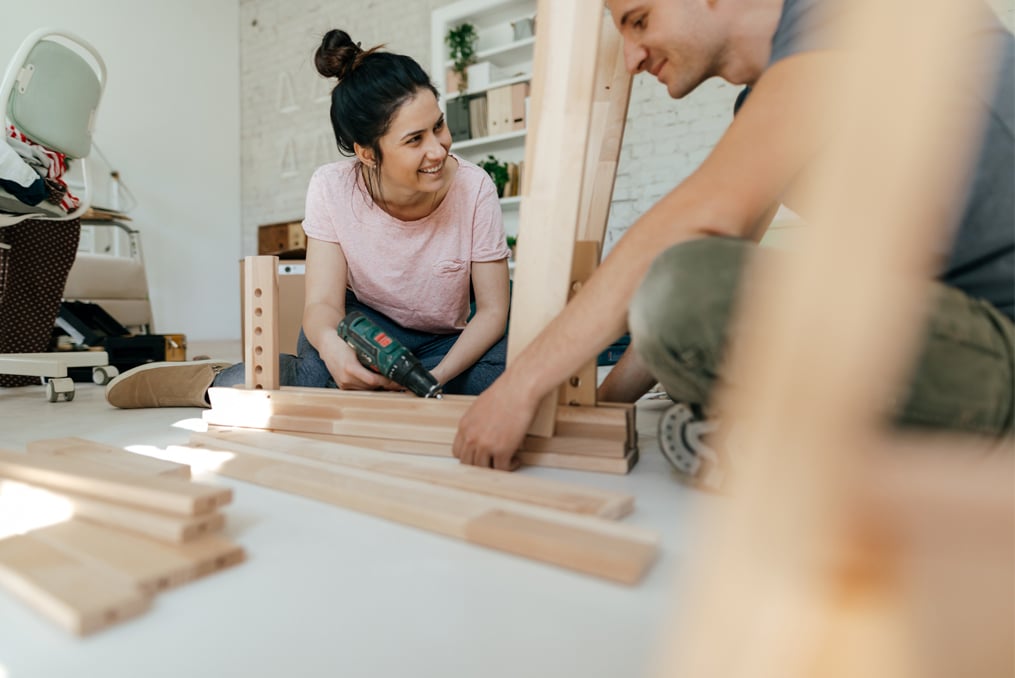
105, 360, 232, 409
657, 402, 725, 491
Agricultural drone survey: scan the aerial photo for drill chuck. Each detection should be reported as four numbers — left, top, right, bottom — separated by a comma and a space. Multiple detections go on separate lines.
336, 311, 443, 399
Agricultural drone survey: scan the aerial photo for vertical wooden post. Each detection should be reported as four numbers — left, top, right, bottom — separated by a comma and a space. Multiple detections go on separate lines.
559, 240, 600, 407
243, 256, 279, 391
508, 0, 603, 436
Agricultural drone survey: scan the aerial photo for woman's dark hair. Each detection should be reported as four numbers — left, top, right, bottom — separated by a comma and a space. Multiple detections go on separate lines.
315, 29, 439, 169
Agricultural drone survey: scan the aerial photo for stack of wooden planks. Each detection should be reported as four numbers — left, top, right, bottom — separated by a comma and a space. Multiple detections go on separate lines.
0, 438, 244, 635
202, 387, 638, 474
187, 428, 658, 585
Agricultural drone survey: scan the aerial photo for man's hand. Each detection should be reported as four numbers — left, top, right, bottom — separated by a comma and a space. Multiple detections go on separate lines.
453, 378, 537, 470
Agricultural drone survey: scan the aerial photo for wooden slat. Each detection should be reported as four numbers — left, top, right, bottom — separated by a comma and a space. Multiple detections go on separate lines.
559, 240, 601, 407
0, 534, 150, 635
62, 491, 226, 544
575, 14, 632, 245
249, 429, 639, 475
0, 448, 232, 517
30, 520, 244, 595
27, 437, 191, 479
243, 255, 280, 391
207, 386, 630, 447
191, 429, 634, 519
196, 443, 657, 583
203, 410, 626, 459
508, 0, 604, 437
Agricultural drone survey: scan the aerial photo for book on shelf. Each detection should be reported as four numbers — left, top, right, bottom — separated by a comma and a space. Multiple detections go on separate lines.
469, 95, 489, 138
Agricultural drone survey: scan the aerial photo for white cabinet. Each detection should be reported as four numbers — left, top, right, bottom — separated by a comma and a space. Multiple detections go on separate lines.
431, 0, 537, 237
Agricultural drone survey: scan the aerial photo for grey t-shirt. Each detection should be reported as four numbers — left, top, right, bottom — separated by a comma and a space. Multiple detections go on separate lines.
759, 0, 1015, 319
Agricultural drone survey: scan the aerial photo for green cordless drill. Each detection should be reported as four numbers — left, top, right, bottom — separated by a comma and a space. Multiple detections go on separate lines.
336, 311, 443, 399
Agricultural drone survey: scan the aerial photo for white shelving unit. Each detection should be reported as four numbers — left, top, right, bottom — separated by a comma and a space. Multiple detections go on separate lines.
431, 0, 537, 236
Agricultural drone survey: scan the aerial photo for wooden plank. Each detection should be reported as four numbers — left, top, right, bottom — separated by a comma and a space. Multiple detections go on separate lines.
243, 255, 280, 391
656, 0, 997, 675
195, 443, 657, 584
203, 410, 627, 459
508, 0, 604, 437
208, 386, 630, 446
250, 429, 638, 475
30, 519, 245, 595
0, 534, 149, 635
575, 15, 632, 245
559, 240, 601, 407
27, 437, 191, 479
0, 448, 232, 517
62, 491, 226, 544
191, 429, 634, 519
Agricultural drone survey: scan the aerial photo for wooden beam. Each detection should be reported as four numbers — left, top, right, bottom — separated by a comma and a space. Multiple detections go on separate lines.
190, 441, 658, 584
0, 534, 150, 635
0, 448, 232, 517
27, 437, 191, 479
59, 491, 226, 544
243, 255, 280, 391
191, 429, 634, 518
559, 240, 601, 407
576, 15, 632, 246
508, 0, 604, 437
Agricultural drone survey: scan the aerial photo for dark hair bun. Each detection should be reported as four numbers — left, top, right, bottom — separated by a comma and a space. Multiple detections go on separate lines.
315, 29, 362, 80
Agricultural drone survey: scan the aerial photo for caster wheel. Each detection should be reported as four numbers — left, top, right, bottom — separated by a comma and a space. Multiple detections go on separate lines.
46, 377, 76, 402
92, 365, 119, 385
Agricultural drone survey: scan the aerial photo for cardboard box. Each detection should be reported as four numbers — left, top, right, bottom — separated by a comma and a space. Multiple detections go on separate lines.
258, 221, 306, 257
239, 259, 305, 356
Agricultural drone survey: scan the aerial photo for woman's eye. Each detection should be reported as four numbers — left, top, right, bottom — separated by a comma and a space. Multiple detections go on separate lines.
633, 15, 646, 30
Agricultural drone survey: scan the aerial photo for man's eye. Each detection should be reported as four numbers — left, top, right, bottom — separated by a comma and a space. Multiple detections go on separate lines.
435, 120, 445, 131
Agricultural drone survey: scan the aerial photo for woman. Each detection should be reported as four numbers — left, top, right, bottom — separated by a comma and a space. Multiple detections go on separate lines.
105, 30, 510, 408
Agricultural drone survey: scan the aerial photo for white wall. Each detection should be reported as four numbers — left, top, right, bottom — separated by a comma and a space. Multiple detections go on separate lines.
0, 1, 241, 341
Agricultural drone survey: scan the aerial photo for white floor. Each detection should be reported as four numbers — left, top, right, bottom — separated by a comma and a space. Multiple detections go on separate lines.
0, 341, 713, 678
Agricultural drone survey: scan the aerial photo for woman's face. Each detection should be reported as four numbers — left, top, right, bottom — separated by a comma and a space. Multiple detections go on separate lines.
374, 89, 452, 197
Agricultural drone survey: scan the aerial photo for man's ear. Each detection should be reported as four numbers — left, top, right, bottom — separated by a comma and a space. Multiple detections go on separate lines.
354, 143, 376, 167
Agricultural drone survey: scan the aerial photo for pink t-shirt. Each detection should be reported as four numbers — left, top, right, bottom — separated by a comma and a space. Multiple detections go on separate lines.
302, 155, 510, 333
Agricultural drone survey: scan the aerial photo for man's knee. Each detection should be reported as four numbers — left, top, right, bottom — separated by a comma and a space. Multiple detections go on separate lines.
629, 237, 751, 361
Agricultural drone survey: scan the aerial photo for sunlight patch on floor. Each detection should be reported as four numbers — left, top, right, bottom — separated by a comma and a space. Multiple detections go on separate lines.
125, 444, 235, 476
0, 480, 72, 539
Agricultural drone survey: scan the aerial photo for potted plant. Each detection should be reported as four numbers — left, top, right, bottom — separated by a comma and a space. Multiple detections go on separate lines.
506, 235, 517, 260
479, 155, 509, 197
445, 22, 478, 93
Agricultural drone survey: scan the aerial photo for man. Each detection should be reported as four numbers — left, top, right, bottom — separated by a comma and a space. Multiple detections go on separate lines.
452, 0, 1014, 474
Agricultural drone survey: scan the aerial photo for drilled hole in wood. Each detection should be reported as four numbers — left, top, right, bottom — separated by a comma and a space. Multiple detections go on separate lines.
255, 346, 263, 356
569, 376, 581, 387
254, 384, 264, 390
254, 327, 263, 336
254, 288, 262, 298
254, 308, 263, 317
255, 365, 263, 374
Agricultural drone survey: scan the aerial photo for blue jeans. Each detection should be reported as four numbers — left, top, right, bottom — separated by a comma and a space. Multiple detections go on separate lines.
214, 291, 507, 396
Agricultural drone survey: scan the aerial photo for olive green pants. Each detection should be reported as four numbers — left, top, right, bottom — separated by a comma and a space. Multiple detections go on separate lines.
629, 238, 1014, 436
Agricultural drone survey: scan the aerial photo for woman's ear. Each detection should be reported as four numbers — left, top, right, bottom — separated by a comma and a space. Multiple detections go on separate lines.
353, 143, 376, 168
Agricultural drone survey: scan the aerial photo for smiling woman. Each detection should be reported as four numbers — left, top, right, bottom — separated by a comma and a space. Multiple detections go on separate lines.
104, 30, 512, 410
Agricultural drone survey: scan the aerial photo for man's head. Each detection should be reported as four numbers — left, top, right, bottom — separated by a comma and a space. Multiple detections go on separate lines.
605, 0, 782, 97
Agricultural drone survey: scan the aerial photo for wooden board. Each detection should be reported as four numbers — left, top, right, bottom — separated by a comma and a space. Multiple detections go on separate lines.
0, 448, 232, 517
191, 429, 634, 519
30, 519, 244, 595
508, 0, 604, 437
59, 490, 226, 544
27, 437, 191, 479
559, 240, 601, 407
192, 442, 658, 584
0, 533, 150, 635
243, 255, 280, 391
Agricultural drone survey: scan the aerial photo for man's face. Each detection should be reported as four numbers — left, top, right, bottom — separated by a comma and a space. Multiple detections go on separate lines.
606, 0, 722, 99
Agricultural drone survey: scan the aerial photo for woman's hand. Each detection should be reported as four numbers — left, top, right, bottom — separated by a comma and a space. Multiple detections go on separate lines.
319, 334, 401, 391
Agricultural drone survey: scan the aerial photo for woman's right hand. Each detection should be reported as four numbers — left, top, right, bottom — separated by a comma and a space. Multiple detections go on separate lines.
320, 334, 401, 391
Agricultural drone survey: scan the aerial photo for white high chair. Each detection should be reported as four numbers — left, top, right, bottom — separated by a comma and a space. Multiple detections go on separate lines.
0, 29, 116, 401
